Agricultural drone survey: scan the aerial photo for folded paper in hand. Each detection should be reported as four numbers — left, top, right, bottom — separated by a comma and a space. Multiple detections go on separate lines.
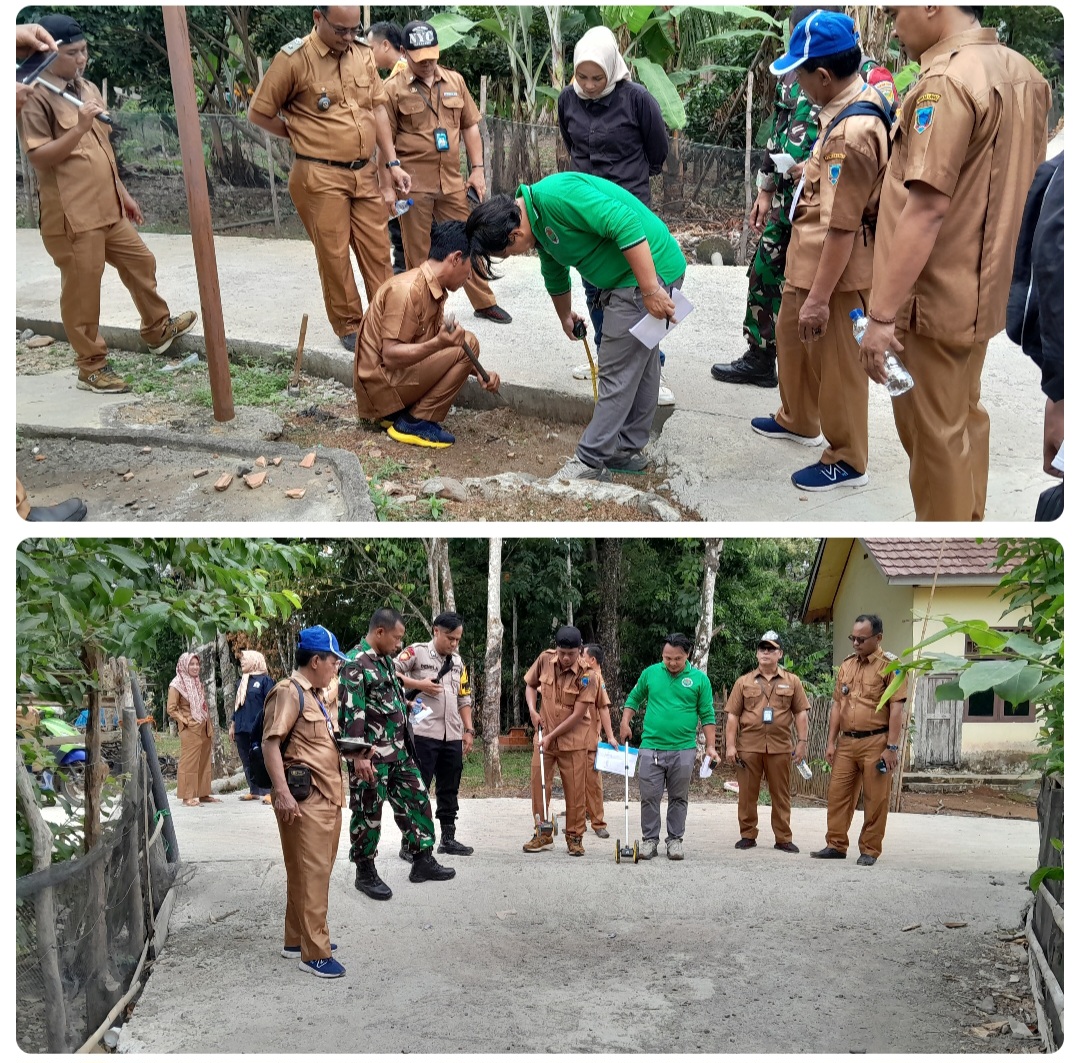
629, 288, 694, 349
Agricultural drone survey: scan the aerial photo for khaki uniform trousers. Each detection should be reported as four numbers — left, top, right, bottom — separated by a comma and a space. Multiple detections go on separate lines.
531, 744, 588, 839
289, 158, 392, 337
775, 286, 870, 473
275, 789, 342, 962
399, 189, 497, 311
584, 748, 607, 831
16, 479, 30, 519
890, 331, 991, 521
175, 720, 213, 800
41, 218, 171, 374
737, 750, 794, 844
387, 340, 476, 422
825, 733, 891, 858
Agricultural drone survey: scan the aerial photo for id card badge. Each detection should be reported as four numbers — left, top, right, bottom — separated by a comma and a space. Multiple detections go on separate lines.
762, 707, 774, 725
433, 127, 450, 152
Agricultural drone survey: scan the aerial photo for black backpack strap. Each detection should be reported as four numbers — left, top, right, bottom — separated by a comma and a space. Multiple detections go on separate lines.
279, 679, 306, 757
821, 97, 893, 148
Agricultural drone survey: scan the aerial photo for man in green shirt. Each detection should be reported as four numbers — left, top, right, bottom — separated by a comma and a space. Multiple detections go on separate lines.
467, 173, 687, 480
619, 633, 717, 860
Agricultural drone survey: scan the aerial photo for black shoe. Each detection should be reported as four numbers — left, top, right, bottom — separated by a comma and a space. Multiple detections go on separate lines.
810, 846, 847, 859
593, 827, 610, 839
710, 351, 778, 387
409, 850, 456, 883
354, 859, 393, 899
25, 497, 87, 522
437, 827, 474, 856
856, 853, 877, 866
774, 841, 800, 853
340, 332, 358, 352
399, 844, 415, 863
474, 304, 513, 324
734, 837, 757, 850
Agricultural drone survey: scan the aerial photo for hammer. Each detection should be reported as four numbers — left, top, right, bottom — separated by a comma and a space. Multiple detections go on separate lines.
288, 313, 308, 396
444, 312, 491, 384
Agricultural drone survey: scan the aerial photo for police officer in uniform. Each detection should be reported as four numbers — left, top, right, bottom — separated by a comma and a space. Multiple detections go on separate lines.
395, 610, 476, 860
581, 643, 618, 839
249, 5, 413, 352
858, 5, 1051, 521
383, 21, 512, 324
521, 625, 598, 857
724, 630, 811, 852
812, 614, 907, 866
261, 626, 348, 978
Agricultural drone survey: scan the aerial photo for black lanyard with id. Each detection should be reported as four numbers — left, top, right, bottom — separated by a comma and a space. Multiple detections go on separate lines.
755, 676, 775, 725
416, 82, 450, 152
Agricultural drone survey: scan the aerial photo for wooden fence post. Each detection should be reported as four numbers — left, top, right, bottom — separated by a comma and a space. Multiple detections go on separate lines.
119, 661, 146, 949
739, 69, 754, 266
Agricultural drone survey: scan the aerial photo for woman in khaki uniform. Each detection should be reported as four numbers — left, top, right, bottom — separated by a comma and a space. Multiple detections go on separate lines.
167, 652, 218, 808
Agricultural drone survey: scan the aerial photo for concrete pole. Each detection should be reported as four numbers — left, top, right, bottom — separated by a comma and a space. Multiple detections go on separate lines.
163, 5, 235, 422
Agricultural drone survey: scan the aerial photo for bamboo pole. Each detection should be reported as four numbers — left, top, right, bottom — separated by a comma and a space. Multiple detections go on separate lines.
256, 57, 281, 232
739, 70, 754, 266
119, 663, 145, 951
163, 5, 235, 422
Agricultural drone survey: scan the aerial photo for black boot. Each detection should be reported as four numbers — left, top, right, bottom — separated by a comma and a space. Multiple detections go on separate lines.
25, 497, 87, 522
408, 850, 456, 883
354, 859, 393, 900
437, 823, 474, 856
398, 843, 415, 863
710, 349, 778, 387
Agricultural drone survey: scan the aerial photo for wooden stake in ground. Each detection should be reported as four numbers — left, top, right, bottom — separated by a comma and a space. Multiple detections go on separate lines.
162, 6, 235, 423
289, 313, 308, 395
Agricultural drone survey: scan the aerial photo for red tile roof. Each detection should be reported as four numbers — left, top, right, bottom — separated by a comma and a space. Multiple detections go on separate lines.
863, 539, 1004, 579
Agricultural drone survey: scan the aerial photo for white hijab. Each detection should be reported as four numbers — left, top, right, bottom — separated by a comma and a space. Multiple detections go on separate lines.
572, 26, 631, 100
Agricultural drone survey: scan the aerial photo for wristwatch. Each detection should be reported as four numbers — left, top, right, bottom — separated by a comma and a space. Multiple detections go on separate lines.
464, 727, 476, 735
886, 744, 899, 751
385, 159, 401, 169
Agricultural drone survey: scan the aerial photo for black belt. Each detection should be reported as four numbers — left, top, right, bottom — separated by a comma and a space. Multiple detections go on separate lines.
295, 153, 369, 170
841, 727, 888, 739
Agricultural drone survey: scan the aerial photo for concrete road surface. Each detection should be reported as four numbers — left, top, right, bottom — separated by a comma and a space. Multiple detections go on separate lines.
117, 796, 1039, 1054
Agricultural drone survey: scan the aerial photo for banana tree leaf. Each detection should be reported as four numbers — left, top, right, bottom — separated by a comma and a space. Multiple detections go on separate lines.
631, 56, 686, 129
534, 84, 560, 103
672, 5, 783, 27
427, 12, 479, 50
697, 28, 783, 45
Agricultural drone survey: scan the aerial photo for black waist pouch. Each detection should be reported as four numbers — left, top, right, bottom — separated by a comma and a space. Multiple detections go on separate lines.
286, 763, 313, 801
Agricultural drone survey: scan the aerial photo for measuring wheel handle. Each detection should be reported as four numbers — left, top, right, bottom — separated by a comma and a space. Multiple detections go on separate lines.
614, 839, 621, 863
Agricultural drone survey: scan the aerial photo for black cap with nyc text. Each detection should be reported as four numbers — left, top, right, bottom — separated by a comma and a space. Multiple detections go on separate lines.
402, 20, 439, 60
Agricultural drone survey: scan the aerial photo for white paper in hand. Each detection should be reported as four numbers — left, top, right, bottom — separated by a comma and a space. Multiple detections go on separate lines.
699, 755, 713, 779
770, 152, 796, 174
629, 288, 694, 349
1052, 440, 1064, 473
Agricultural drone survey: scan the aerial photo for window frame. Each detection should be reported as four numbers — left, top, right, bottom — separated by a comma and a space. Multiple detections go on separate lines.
961, 630, 1037, 723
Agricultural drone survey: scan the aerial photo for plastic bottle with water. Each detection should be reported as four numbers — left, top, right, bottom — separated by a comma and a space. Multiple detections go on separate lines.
849, 310, 914, 397
411, 695, 432, 723
392, 197, 414, 217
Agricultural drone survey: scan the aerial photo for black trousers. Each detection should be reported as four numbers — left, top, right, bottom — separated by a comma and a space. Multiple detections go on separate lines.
412, 735, 463, 828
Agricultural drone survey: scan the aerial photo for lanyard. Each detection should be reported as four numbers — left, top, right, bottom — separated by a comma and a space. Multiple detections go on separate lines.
415, 79, 441, 120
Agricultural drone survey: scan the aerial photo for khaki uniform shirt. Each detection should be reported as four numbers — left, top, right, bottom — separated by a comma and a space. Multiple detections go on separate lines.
524, 650, 598, 752
590, 676, 612, 748
833, 647, 907, 734
785, 79, 889, 292
383, 65, 480, 194
874, 28, 1050, 342
354, 261, 447, 418
262, 672, 347, 807
166, 689, 211, 736
249, 30, 388, 163
724, 666, 811, 754
18, 74, 123, 236
395, 640, 472, 742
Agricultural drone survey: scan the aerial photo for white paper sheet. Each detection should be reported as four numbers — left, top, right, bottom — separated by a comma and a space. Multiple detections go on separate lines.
629, 288, 694, 349
594, 742, 639, 776
1052, 441, 1064, 473
770, 152, 796, 174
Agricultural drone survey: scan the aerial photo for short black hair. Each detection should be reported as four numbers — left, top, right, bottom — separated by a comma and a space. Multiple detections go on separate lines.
433, 611, 463, 632
369, 606, 404, 632
369, 20, 403, 48
429, 221, 470, 262
663, 633, 692, 654
465, 194, 521, 281
295, 647, 319, 668
803, 45, 862, 79
583, 643, 605, 665
959, 7, 984, 21
854, 614, 883, 636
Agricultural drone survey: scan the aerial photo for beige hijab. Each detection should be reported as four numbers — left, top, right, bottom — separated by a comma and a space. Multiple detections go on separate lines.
170, 652, 208, 723
235, 649, 268, 710
572, 26, 631, 100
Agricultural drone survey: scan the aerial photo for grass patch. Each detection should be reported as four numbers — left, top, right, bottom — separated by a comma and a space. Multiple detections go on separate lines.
114, 350, 296, 407
460, 747, 532, 793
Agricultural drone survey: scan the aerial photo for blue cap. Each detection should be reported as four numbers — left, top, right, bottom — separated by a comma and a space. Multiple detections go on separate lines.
770, 11, 860, 75
297, 625, 347, 660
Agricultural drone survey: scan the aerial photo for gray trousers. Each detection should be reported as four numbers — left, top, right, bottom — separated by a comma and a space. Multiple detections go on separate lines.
576, 274, 685, 469
637, 747, 695, 842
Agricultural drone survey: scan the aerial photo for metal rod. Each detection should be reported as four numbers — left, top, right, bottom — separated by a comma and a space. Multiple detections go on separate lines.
33, 76, 113, 124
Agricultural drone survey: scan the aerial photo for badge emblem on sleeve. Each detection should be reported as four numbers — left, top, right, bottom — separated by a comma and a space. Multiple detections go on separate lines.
914, 105, 934, 134
828, 162, 842, 185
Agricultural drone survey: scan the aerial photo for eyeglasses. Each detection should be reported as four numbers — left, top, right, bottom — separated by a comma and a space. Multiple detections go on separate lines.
848, 634, 877, 645
757, 644, 780, 652
322, 17, 363, 38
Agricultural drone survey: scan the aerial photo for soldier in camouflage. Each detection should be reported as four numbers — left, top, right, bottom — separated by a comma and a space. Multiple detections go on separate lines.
338, 606, 455, 900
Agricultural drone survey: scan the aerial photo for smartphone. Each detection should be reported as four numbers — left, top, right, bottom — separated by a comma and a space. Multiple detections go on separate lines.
466, 186, 480, 208
17, 49, 58, 85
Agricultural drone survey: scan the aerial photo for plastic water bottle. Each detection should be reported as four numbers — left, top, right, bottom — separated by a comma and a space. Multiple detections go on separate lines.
411, 696, 432, 723
795, 758, 813, 781
392, 197, 414, 217
850, 310, 914, 396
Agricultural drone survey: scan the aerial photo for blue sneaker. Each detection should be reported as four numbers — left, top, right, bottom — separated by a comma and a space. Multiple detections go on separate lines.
387, 414, 455, 448
282, 942, 337, 958
299, 956, 346, 978
750, 416, 825, 447
791, 460, 868, 491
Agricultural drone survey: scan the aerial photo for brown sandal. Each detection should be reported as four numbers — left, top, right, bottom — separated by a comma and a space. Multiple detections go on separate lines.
200, 796, 222, 804
183, 799, 200, 807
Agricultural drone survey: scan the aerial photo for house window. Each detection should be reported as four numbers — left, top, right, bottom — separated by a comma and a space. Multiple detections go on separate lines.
962, 632, 1037, 722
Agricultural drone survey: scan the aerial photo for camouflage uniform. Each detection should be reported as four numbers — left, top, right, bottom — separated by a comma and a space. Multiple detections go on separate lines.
338, 637, 437, 862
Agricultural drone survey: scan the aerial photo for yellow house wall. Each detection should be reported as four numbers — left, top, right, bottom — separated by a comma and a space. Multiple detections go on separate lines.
831, 547, 915, 664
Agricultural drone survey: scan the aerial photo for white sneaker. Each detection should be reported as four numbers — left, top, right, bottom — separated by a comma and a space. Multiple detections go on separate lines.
551, 456, 612, 483
657, 384, 675, 406
572, 363, 591, 380
638, 838, 659, 860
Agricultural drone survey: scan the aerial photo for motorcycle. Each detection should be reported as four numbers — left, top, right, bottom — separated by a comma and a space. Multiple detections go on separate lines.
32, 708, 88, 801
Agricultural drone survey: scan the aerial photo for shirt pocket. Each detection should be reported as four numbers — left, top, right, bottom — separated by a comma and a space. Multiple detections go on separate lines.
395, 92, 429, 133
300, 701, 328, 740
347, 67, 372, 109
440, 92, 465, 129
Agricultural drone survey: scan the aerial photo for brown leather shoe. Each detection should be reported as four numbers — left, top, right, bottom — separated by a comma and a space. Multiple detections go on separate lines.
565, 834, 585, 857
148, 310, 198, 354
774, 841, 800, 853
522, 831, 553, 853
77, 367, 129, 393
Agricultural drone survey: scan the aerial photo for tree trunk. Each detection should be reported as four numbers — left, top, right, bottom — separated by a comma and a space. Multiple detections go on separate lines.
199, 642, 224, 779
512, 596, 521, 726
425, 538, 441, 618
597, 539, 625, 707
692, 539, 724, 765
118, 661, 146, 951
483, 537, 505, 786
739, 70, 754, 266
438, 539, 456, 612
565, 543, 573, 625
217, 633, 238, 765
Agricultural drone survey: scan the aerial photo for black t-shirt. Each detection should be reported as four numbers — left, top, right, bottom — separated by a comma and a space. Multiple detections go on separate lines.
233, 674, 273, 733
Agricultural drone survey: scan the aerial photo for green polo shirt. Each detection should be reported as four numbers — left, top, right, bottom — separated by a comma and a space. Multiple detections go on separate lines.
519, 172, 687, 297
624, 661, 715, 750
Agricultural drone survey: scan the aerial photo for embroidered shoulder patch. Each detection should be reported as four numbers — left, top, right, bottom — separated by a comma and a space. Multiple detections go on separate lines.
914, 105, 934, 134
823, 152, 846, 161
915, 92, 941, 105
280, 37, 303, 55
828, 162, 842, 185
581, 675, 589, 686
